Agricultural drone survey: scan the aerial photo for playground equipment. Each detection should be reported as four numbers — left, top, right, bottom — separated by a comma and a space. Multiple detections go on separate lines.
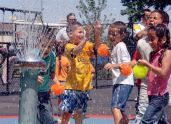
0, 7, 51, 124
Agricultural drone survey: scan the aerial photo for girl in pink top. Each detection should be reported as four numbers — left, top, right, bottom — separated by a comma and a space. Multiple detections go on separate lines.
138, 24, 171, 124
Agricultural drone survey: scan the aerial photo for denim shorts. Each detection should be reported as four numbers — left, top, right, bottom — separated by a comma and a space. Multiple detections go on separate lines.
60, 90, 89, 114
111, 84, 133, 112
141, 92, 169, 124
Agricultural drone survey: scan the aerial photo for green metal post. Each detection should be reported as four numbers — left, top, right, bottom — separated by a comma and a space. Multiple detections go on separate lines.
19, 68, 39, 124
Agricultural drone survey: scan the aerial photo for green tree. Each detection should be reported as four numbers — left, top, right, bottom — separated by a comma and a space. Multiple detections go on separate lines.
121, 0, 171, 22
76, 0, 109, 24
76, 0, 114, 41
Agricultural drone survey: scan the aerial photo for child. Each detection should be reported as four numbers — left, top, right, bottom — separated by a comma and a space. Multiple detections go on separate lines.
133, 10, 170, 124
55, 44, 70, 84
37, 34, 58, 124
138, 24, 171, 124
55, 43, 71, 124
59, 21, 101, 124
133, 9, 151, 40
104, 21, 134, 124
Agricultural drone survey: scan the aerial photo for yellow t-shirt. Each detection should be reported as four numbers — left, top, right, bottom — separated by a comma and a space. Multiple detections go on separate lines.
55, 56, 70, 82
64, 41, 94, 91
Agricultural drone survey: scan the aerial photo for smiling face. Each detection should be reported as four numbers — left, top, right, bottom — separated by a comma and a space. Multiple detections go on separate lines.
69, 26, 84, 45
148, 28, 166, 51
148, 29, 159, 51
148, 24, 170, 52
108, 27, 125, 46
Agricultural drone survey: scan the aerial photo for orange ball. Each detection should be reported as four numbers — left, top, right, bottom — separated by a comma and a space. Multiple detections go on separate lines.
97, 44, 110, 57
51, 82, 65, 95
119, 64, 132, 77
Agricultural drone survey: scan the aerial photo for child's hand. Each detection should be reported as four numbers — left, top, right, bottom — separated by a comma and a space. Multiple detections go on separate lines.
85, 24, 91, 34
104, 63, 115, 70
138, 59, 149, 66
93, 20, 102, 34
37, 75, 44, 84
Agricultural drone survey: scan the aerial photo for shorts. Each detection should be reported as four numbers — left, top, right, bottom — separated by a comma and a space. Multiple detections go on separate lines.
111, 84, 133, 112
60, 90, 89, 114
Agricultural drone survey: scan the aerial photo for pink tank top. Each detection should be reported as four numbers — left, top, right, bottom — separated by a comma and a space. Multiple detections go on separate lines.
148, 49, 171, 96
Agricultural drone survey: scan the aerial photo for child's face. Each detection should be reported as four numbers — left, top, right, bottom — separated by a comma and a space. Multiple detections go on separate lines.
70, 26, 84, 45
42, 45, 51, 57
142, 11, 151, 25
148, 12, 163, 26
41, 37, 52, 57
108, 27, 123, 45
148, 30, 159, 51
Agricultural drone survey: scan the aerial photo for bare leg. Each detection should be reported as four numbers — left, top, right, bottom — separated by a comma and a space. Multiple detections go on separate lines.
112, 108, 129, 124
112, 108, 123, 124
60, 112, 72, 124
122, 112, 129, 124
2, 59, 7, 84
8, 56, 16, 83
73, 110, 83, 124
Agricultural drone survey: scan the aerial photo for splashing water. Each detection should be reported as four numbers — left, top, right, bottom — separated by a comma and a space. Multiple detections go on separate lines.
12, 18, 54, 62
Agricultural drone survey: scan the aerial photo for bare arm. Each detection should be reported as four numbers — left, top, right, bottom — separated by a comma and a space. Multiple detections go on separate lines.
72, 38, 87, 55
51, 72, 60, 84
85, 24, 91, 40
94, 20, 102, 49
135, 28, 148, 41
139, 50, 171, 77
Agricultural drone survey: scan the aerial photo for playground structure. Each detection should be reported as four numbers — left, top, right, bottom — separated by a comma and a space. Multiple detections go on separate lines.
0, 7, 67, 124
0, 7, 66, 94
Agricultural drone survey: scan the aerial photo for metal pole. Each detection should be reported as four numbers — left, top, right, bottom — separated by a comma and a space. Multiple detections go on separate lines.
94, 48, 98, 88
6, 43, 10, 94
0, 7, 41, 15
40, 0, 44, 18
19, 68, 39, 124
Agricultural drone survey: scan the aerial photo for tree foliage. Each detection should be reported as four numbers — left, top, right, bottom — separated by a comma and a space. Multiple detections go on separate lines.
76, 0, 113, 24
121, 0, 171, 22
76, 0, 114, 42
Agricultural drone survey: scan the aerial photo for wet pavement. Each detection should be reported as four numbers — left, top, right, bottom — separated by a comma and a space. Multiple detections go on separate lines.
0, 79, 171, 123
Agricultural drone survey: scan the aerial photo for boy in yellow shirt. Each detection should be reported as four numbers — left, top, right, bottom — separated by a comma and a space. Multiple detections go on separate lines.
59, 21, 101, 124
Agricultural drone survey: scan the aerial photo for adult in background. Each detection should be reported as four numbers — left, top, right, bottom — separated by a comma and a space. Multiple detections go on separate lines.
56, 13, 77, 44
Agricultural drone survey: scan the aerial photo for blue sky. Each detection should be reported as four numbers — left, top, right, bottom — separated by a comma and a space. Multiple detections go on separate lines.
0, 0, 128, 23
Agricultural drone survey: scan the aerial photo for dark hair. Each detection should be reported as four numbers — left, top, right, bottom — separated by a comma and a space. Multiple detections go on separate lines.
149, 24, 170, 49
56, 45, 65, 74
143, 9, 151, 13
149, 24, 171, 64
67, 13, 76, 20
109, 21, 127, 35
163, 11, 169, 25
66, 21, 82, 34
42, 26, 55, 40
141, 9, 151, 18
